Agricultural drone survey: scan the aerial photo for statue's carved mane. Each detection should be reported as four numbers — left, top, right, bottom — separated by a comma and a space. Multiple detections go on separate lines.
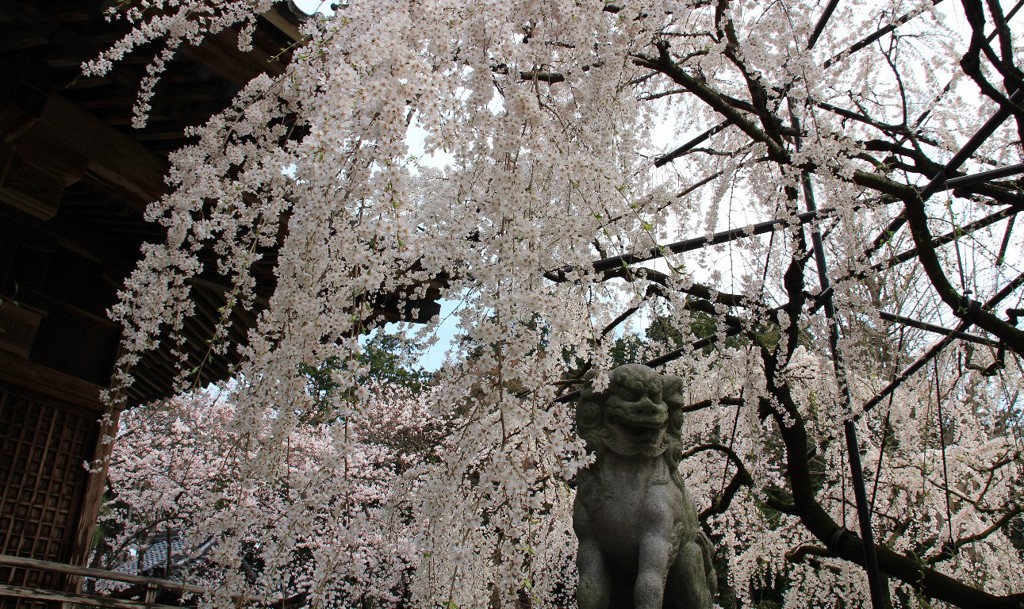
576, 367, 687, 488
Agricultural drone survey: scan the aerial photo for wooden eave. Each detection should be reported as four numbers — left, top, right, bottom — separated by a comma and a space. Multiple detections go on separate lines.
0, 2, 420, 411
1, 2, 443, 407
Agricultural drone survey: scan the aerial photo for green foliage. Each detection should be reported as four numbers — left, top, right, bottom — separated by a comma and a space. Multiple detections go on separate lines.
609, 334, 645, 366
298, 332, 432, 415
358, 332, 432, 390
610, 311, 750, 366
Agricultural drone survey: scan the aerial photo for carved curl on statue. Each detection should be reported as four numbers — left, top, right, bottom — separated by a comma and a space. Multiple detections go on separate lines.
573, 364, 717, 609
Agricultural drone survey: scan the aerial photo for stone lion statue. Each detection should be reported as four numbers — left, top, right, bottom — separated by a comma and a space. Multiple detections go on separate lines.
573, 364, 717, 609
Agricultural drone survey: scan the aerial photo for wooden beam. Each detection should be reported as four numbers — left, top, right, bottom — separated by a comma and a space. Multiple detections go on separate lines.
0, 26, 49, 53
4, 81, 167, 215
0, 141, 13, 186
0, 350, 105, 410
262, 6, 304, 43
0, 554, 276, 604
181, 27, 287, 86
0, 583, 185, 609
0, 203, 138, 280
0, 300, 44, 359
0, 151, 84, 220
0, 554, 204, 595
0, 82, 45, 143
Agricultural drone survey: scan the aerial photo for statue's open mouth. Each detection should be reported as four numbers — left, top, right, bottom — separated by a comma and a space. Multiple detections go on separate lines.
609, 414, 665, 442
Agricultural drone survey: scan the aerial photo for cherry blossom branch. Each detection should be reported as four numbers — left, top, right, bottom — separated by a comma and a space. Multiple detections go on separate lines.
861, 271, 1024, 415
680, 442, 755, 519
681, 397, 745, 413
580, 207, 836, 275
822, 1, 944, 70
924, 504, 1022, 564
761, 352, 1024, 609
632, 41, 790, 163
901, 196, 1024, 354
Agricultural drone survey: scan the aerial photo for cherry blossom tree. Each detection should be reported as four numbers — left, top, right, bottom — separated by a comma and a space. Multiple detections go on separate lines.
89, 0, 1024, 607
96, 384, 454, 606
673, 345, 1023, 609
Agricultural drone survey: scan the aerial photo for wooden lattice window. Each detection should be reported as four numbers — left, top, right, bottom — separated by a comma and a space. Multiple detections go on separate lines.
0, 384, 97, 607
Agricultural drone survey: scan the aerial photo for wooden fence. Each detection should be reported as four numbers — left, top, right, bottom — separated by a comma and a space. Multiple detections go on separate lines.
0, 554, 281, 609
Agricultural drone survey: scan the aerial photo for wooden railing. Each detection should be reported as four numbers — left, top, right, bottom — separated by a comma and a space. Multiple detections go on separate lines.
0, 554, 280, 608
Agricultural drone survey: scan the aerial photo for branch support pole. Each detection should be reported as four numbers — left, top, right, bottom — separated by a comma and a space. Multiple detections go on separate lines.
843, 420, 888, 609
790, 106, 889, 609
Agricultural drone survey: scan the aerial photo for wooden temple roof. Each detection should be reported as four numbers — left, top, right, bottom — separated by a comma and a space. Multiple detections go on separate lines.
0, 2, 442, 408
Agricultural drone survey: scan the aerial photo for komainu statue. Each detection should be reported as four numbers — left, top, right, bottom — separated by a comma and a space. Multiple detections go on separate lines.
573, 364, 717, 609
